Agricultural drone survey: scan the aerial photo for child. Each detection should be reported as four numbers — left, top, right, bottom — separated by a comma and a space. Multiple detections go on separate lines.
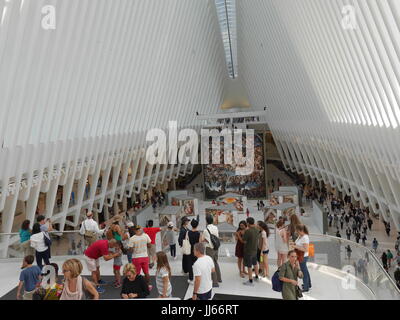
155, 251, 172, 298
124, 222, 136, 264
17, 255, 42, 300
162, 222, 177, 259
110, 242, 124, 288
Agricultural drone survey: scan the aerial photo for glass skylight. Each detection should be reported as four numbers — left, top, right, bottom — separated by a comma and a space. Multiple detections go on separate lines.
215, 0, 238, 79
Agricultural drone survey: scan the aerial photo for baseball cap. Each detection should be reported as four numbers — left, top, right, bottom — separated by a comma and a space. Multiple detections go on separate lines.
134, 225, 142, 230
126, 222, 134, 227
167, 222, 174, 227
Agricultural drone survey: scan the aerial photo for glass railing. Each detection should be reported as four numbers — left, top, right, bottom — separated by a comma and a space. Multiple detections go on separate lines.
2, 229, 399, 300
308, 233, 400, 300
0, 230, 90, 258
0, 205, 166, 258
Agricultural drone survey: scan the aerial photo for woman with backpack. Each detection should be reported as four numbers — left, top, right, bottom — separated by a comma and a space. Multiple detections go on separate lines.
279, 250, 303, 300
30, 223, 51, 270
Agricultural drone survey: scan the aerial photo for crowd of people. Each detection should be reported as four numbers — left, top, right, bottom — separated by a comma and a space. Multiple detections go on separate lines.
16, 179, 400, 300
16, 184, 317, 302
16, 208, 226, 301
233, 213, 312, 299
305, 183, 400, 289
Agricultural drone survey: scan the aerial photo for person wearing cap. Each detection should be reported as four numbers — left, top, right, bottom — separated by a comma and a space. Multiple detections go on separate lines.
79, 211, 105, 248
178, 217, 191, 274
128, 225, 152, 291
162, 222, 177, 259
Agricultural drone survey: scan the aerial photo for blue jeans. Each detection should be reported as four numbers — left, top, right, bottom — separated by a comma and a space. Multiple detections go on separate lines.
127, 252, 132, 264
170, 244, 176, 258
300, 256, 311, 291
197, 290, 212, 300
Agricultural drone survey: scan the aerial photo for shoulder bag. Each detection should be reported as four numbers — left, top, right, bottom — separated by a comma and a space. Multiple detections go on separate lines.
43, 232, 52, 247
83, 220, 97, 241
206, 227, 220, 251
182, 231, 191, 255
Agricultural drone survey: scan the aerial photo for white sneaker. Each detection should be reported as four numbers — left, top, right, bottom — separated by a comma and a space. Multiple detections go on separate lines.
188, 280, 194, 285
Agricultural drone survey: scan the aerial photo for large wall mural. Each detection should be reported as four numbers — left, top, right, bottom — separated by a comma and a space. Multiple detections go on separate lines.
203, 132, 266, 199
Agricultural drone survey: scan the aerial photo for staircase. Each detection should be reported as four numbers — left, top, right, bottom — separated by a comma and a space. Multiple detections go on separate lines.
267, 162, 295, 186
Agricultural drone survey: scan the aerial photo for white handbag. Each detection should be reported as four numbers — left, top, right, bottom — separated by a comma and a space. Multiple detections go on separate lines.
182, 231, 191, 255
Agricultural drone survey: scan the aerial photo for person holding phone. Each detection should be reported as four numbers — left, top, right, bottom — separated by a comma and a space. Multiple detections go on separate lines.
279, 250, 303, 300
37, 215, 53, 233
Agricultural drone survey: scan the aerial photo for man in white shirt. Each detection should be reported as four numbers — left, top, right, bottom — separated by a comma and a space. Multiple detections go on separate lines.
201, 214, 221, 287
192, 243, 215, 300
128, 225, 152, 290
80, 211, 104, 247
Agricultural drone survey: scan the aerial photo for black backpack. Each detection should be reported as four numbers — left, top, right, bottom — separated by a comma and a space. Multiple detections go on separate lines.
206, 227, 220, 251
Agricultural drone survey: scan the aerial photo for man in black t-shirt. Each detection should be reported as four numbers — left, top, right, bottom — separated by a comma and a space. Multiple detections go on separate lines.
242, 217, 260, 286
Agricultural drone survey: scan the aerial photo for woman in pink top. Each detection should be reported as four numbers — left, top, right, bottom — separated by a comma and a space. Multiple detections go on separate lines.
60, 259, 99, 300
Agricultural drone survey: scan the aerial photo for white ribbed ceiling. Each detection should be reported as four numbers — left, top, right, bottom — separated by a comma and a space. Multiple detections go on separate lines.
237, 0, 400, 229
0, 0, 228, 149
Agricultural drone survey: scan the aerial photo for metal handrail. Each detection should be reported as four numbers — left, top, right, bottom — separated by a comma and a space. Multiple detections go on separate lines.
309, 232, 400, 295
